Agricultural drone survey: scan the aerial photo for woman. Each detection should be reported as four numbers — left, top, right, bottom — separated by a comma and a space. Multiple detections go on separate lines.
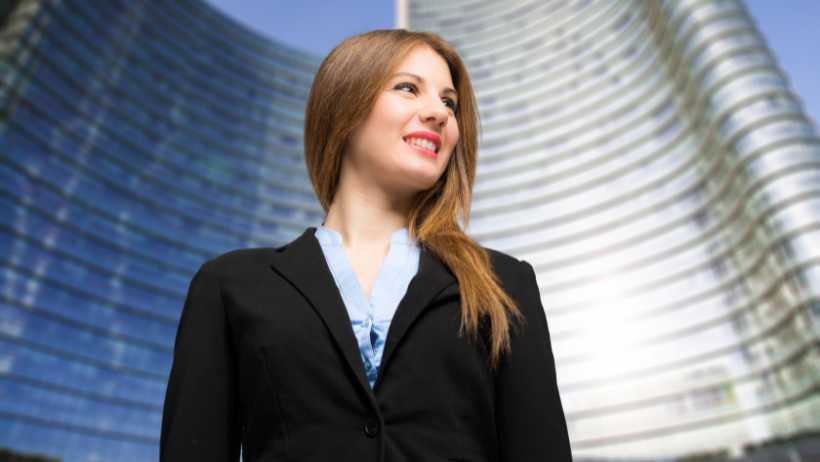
160, 29, 572, 462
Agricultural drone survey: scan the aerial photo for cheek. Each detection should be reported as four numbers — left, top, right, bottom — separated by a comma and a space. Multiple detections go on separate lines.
353, 115, 397, 161
358, 98, 404, 144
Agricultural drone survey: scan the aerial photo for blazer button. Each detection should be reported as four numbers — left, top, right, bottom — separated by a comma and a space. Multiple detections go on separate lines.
363, 419, 379, 437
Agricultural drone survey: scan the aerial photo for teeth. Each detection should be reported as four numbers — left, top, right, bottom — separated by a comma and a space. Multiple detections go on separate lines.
405, 137, 438, 153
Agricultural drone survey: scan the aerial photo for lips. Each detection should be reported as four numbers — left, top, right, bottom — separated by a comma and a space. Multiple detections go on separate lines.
403, 131, 442, 158
404, 137, 438, 158
403, 131, 441, 149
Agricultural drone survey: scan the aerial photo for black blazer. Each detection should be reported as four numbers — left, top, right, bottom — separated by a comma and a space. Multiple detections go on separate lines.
159, 226, 572, 462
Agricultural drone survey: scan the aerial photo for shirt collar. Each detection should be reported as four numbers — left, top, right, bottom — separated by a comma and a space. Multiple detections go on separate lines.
315, 224, 418, 247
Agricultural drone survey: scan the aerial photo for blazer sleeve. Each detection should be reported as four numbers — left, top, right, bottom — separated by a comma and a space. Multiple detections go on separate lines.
159, 260, 241, 461
495, 259, 573, 461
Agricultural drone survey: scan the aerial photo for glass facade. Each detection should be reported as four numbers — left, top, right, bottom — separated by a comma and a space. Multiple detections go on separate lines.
405, 0, 820, 460
0, 0, 323, 460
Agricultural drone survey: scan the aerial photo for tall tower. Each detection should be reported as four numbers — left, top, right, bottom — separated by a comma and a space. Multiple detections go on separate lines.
0, 0, 323, 460
404, 0, 820, 459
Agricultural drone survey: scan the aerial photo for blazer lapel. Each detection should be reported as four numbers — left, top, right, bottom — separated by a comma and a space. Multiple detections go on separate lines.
376, 242, 459, 389
269, 226, 458, 397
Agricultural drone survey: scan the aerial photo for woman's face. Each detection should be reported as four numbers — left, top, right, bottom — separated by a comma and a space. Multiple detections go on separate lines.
344, 44, 460, 197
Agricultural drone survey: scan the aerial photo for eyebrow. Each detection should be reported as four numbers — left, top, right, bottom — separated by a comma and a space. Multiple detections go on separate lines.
392, 72, 458, 99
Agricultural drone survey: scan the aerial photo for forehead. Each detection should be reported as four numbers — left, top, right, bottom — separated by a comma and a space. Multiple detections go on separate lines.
392, 45, 454, 86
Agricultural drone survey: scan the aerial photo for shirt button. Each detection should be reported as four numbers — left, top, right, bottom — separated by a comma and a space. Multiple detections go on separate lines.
363, 419, 379, 437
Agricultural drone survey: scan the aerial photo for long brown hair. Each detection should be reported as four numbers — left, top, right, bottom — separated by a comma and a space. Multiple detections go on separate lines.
303, 29, 523, 371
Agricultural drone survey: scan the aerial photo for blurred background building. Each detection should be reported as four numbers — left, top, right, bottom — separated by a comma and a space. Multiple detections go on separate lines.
0, 0, 323, 460
403, 0, 820, 460
0, 0, 818, 461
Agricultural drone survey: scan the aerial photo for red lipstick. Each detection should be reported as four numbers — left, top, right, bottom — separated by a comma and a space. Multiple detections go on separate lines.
403, 131, 441, 158
403, 131, 441, 149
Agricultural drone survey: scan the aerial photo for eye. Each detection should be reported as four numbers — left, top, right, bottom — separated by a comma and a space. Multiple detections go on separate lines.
394, 82, 458, 114
394, 82, 418, 93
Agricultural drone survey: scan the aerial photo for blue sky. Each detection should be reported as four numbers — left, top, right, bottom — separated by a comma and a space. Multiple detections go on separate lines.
744, 1, 819, 127
204, 1, 395, 57
205, 1, 819, 127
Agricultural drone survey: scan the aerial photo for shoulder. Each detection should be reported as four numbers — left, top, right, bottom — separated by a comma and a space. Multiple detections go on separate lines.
480, 245, 540, 304
197, 246, 280, 281
482, 245, 526, 275
480, 245, 532, 291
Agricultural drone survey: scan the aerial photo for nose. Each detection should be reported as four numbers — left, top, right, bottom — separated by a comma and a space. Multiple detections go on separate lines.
420, 97, 449, 126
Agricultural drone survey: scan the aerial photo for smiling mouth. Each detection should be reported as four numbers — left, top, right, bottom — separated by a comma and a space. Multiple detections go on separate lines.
403, 138, 438, 158
402, 137, 439, 158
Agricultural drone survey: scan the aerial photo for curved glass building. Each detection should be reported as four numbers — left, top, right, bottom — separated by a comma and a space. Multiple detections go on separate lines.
0, 0, 323, 460
405, 0, 820, 459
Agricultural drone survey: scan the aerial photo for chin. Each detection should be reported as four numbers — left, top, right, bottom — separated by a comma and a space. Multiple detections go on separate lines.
411, 165, 445, 185
397, 174, 439, 194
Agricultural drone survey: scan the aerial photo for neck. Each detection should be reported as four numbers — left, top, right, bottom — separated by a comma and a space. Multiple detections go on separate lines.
322, 196, 413, 252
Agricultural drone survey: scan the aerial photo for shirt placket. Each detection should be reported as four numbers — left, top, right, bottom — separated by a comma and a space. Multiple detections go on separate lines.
316, 225, 414, 389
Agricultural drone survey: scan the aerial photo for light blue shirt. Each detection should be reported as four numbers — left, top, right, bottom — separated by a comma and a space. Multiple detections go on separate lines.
314, 224, 420, 389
